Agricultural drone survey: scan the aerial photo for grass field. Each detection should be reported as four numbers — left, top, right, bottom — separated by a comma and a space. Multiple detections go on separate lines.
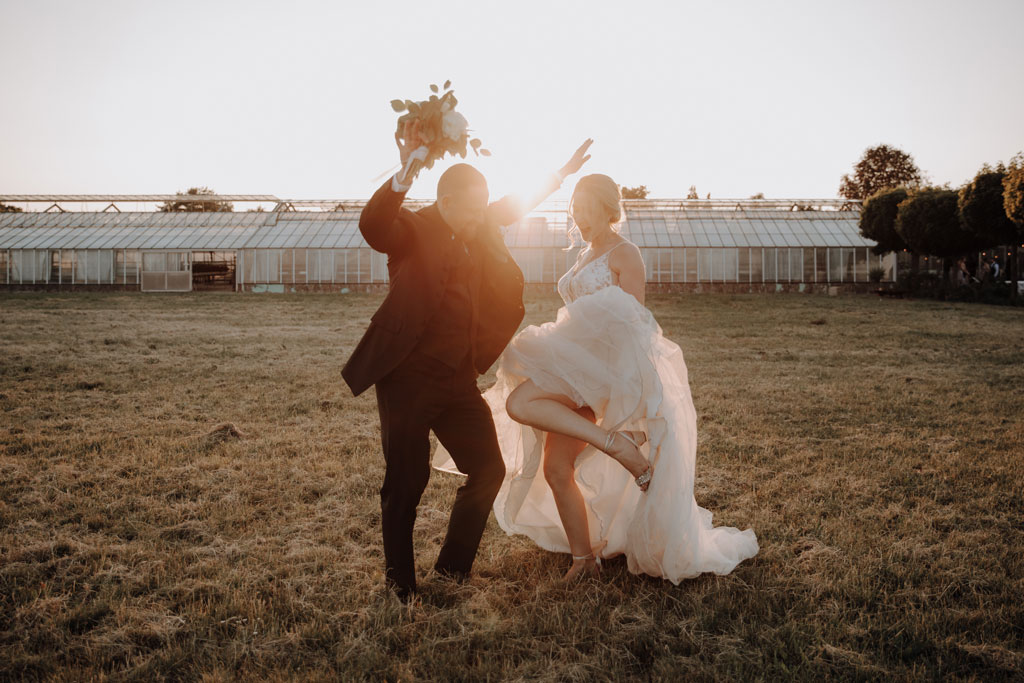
1, 290, 1022, 681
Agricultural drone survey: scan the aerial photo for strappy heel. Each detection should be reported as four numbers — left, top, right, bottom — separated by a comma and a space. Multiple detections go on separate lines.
603, 430, 652, 492
562, 540, 607, 582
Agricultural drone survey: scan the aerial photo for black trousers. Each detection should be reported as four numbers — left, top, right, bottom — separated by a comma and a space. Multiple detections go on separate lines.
373, 349, 505, 594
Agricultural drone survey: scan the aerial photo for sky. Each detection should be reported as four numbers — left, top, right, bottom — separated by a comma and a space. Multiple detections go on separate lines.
1, 0, 1022, 204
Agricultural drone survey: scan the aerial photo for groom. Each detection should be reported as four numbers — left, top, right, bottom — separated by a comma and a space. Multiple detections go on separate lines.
341, 122, 592, 601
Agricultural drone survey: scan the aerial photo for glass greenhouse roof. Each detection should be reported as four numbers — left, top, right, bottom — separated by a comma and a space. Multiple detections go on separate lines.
0, 204, 872, 250
619, 209, 873, 249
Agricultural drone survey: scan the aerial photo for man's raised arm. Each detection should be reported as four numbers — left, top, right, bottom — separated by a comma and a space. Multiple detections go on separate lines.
358, 176, 412, 255
358, 120, 428, 255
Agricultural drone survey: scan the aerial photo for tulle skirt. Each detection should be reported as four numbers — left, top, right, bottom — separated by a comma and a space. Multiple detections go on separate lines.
432, 285, 758, 583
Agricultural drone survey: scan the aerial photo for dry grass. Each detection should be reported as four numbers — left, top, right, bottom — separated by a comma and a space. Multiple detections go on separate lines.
1, 290, 1022, 681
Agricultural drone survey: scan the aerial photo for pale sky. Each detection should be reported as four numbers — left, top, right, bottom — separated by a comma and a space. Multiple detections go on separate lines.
1, 0, 1022, 203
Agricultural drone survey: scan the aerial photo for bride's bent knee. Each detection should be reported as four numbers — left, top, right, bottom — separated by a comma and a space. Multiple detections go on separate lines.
505, 388, 528, 423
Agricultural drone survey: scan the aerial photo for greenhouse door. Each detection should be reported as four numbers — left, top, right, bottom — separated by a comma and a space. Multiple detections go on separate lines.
141, 252, 192, 292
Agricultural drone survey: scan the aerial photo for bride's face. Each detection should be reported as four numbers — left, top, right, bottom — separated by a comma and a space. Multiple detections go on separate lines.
570, 196, 610, 243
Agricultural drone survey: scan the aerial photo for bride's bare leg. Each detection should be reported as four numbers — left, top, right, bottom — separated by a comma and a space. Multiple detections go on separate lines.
543, 408, 595, 577
544, 413, 606, 581
506, 379, 649, 480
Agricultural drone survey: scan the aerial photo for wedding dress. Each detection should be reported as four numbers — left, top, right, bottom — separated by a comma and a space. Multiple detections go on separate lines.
432, 239, 759, 583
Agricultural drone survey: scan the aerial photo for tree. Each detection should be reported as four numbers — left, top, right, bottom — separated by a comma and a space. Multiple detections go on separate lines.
960, 165, 1015, 246
839, 144, 923, 200
158, 186, 233, 212
621, 185, 649, 199
896, 188, 978, 292
0, 202, 24, 213
1005, 154, 1024, 226
686, 185, 699, 200
861, 187, 910, 254
861, 187, 915, 276
1002, 153, 1024, 301
960, 164, 1019, 299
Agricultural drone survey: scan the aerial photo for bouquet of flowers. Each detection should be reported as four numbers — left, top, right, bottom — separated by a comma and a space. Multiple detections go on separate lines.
390, 80, 490, 182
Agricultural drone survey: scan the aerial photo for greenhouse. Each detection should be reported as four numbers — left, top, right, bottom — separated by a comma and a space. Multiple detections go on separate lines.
0, 195, 895, 293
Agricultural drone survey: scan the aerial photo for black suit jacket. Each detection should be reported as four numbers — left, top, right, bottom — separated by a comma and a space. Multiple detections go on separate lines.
341, 176, 558, 397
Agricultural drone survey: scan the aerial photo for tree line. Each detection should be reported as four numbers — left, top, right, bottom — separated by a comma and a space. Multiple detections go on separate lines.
844, 144, 1024, 302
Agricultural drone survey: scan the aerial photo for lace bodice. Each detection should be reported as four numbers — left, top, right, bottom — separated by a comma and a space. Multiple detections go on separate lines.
557, 241, 629, 305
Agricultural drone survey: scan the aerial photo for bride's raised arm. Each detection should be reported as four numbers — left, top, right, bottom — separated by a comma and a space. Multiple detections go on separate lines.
486, 139, 594, 227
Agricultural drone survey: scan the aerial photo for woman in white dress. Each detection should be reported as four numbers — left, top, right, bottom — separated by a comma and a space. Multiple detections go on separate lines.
433, 173, 759, 583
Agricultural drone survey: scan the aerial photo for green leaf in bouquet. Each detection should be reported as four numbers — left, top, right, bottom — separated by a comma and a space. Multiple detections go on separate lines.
480, 149, 492, 157
390, 99, 406, 112
430, 84, 439, 93
443, 79, 451, 90
470, 138, 482, 149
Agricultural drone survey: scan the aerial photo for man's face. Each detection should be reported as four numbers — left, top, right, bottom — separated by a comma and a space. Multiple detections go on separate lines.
439, 185, 489, 242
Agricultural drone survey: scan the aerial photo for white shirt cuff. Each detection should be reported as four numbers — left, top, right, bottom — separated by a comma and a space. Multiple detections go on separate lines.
391, 173, 411, 193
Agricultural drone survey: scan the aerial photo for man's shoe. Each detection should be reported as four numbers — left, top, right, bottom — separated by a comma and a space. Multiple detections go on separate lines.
386, 578, 417, 603
433, 565, 469, 584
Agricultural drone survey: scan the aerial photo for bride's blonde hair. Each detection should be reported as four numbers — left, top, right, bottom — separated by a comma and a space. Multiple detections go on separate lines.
566, 173, 624, 249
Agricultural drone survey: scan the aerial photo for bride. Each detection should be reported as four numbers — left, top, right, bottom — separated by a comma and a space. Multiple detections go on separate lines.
433, 173, 759, 583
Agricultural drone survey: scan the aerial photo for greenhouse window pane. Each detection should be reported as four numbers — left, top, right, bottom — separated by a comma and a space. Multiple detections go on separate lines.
856, 247, 869, 281
282, 249, 295, 283
720, 248, 738, 281
815, 248, 828, 282
828, 248, 842, 282
696, 249, 712, 282
749, 247, 763, 282
684, 248, 697, 282
788, 248, 803, 283
763, 248, 778, 281
333, 250, 348, 283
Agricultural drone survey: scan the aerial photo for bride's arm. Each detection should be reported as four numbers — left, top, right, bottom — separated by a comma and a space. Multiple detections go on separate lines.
611, 243, 646, 306
486, 139, 594, 227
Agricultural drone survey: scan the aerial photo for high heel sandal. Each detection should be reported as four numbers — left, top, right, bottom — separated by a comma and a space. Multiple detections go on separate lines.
562, 540, 607, 582
603, 430, 652, 492
562, 552, 600, 582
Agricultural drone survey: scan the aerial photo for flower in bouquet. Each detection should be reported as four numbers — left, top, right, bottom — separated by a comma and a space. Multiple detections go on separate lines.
390, 80, 490, 182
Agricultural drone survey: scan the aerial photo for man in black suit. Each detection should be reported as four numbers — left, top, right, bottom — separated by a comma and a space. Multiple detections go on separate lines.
342, 121, 592, 601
